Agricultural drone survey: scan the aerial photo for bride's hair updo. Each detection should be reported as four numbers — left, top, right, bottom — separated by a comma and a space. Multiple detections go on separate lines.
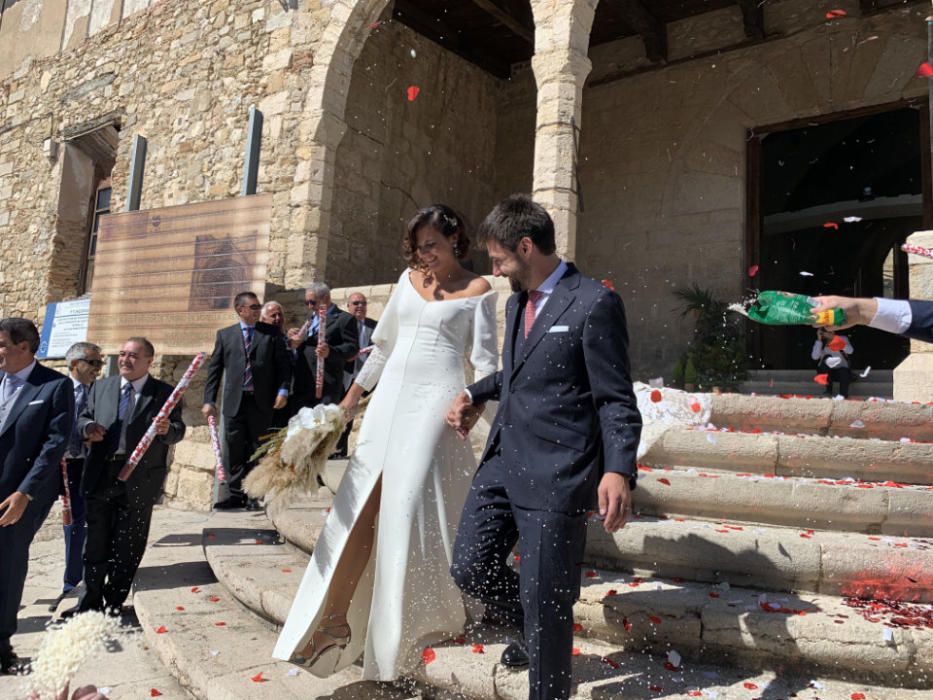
403, 204, 471, 269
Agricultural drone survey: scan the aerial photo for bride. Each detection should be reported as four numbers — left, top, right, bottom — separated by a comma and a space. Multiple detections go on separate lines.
273, 205, 499, 680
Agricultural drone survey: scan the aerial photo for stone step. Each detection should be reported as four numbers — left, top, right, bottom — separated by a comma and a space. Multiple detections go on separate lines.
644, 428, 933, 485
706, 393, 932, 441
746, 369, 894, 383
633, 466, 933, 537
205, 511, 933, 691
741, 382, 893, 399
133, 510, 419, 700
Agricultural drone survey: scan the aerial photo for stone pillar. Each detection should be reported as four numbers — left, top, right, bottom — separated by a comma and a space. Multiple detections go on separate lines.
528, 0, 598, 261
893, 230, 933, 403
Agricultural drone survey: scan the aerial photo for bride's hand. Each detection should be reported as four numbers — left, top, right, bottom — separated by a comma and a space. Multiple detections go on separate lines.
338, 397, 357, 422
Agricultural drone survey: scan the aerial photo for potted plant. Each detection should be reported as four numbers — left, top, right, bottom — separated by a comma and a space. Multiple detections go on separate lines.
673, 284, 747, 392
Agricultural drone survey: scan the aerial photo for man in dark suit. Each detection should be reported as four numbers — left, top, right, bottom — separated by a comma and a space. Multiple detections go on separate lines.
288, 282, 358, 409
64, 337, 185, 618
334, 292, 377, 457
811, 295, 933, 343
47, 341, 103, 612
203, 292, 292, 510
447, 195, 642, 700
0, 318, 74, 673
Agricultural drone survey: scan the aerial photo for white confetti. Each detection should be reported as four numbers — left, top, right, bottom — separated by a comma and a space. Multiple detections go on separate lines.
667, 649, 682, 668
883, 628, 894, 642
98, 688, 111, 697
859, 366, 872, 378
850, 420, 865, 429
287, 668, 301, 676
410, 48, 417, 58
799, 271, 814, 277
706, 433, 717, 444
844, 216, 863, 223
825, 356, 842, 369
210, 649, 220, 657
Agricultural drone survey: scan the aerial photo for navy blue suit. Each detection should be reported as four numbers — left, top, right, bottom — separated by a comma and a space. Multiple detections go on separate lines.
906, 300, 933, 343
451, 264, 642, 700
0, 362, 74, 658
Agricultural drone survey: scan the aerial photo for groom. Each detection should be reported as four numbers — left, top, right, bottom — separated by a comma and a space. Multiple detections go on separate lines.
447, 195, 642, 699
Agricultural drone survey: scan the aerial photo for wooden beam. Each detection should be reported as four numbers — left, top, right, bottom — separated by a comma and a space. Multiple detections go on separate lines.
606, 0, 667, 63
738, 0, 765, 41
468, 0, 534, 44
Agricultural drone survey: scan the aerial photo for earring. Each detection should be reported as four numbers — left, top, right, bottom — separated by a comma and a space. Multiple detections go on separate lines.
453, 243, 461, 257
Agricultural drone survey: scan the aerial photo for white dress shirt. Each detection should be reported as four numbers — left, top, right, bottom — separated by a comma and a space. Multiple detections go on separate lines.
120, 374, 149, 396
869, 298, 912, 335
531, 260, 569, 318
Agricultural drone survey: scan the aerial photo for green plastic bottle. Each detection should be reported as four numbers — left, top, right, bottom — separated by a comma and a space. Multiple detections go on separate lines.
745, 291, 846, 327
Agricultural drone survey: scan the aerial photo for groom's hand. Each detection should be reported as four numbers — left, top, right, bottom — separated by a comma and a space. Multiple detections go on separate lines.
597, 472, 631, 533
446, 391, 482, 440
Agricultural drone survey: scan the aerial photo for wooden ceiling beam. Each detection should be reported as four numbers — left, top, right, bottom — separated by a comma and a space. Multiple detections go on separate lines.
468, 0, 534, 44
738, 0, 765, 41
605, 0, 667, 63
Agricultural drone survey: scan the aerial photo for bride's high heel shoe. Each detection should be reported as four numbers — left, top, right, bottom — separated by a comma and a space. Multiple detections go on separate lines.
294, 614, 352, 675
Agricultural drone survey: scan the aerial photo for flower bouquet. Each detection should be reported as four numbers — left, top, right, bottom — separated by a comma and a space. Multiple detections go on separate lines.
245, 403, 346, 516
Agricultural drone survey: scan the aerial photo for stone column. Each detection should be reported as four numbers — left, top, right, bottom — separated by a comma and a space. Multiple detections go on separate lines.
528, 0, 598, 260
893, 230, 933, 402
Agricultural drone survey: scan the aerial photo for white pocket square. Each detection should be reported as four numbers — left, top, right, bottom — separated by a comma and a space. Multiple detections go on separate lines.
28, 400, 44, 405
548, 325, 570, 333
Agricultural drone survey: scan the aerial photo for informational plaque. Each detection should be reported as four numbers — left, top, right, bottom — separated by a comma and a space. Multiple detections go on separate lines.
87, 194, 272, 354
37, 297, 92, 359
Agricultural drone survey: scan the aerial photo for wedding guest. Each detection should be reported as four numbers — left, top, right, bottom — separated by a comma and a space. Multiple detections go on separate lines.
261, 301, 286, 332
203, 292, 292, 510
64, 337, 185, 618
334, 292, 377, 457
811, 328, 853, 398
48, 341, 103, 612
0, 318, 74, 673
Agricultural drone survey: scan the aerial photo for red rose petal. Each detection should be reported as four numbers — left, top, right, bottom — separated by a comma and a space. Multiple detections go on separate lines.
622, 617, 633, 631
573, 622, 584, 632
709, 591, 720, 598
214, 621, 226, 627
407, 85, 421, 102
823, 221, 840, 230
747, 264, 759, 278
601, 279, 616, 291
650, 685, 663, 693
150, 690, 162, 698
281, 568, 292, 573
825, 9, 847, 19
254, 539, 263, 544
650, 389, 663, 403
251, 672, 265, 683
689, 692, 703, 698
453, 635, 466, 644
208, 595, 220, 602
658, 478, 671, 486
369, 20, 382, 29
814, 373, 829, 386
663, 661, 677, 671
606, 589, 618, 596
190, 586, 200, 593
851, 694, 866, 700
422, 647, 436, 664
602, 656, 621, 669
175, 606, 185, 611
690, 402, 702, 413
918, 62, 933, 78
585, 570, 599, 578
572, 647, 581, 656
471, 643, 485, 654
155, 625, 168, 634
744, 682, 759, 690
648, 614, 662, 624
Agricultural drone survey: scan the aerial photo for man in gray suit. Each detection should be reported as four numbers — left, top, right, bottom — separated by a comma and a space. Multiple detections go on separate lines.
0, 318, 74, 673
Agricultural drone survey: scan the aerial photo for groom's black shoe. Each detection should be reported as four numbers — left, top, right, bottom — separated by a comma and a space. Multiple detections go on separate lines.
500, 639, 529, 669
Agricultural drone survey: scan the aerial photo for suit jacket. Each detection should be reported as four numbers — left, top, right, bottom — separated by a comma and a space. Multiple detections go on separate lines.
204, 321, 292, 418
0, 363, 74, 507
293, 306, 359, 404
78, 374, 186, 503
344, 317, 378, 390
468, 264, 643, 513
906, 300, 933, 343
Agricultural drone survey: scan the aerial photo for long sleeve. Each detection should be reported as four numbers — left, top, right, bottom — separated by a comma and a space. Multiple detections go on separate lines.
18, 377, 75, 498
203, 329, 225, 404
330, 314, 359, 363
158, 395, 186, 446
842, 337, 853, 354
273, 331, 292, 393
355, 274, 404, 392
468, 291, 499, 381
582, 289, 643, 484
905, 299, 933, 343
811, 340, 823, 361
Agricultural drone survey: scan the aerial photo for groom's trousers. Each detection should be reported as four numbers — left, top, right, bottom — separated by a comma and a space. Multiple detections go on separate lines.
451, 451, 587, 700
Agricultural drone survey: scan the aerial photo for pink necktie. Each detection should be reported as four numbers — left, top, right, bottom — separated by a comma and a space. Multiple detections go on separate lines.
524, 290, 543, 338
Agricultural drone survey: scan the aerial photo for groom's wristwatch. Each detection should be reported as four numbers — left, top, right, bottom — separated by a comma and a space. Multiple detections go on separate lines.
463, 388, 474, 404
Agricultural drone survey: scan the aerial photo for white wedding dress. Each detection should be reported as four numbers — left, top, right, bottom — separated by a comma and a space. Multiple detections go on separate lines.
273, 270, 499, 680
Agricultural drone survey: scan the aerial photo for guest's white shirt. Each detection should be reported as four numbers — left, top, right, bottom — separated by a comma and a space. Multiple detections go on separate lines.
120, 375, 149, 396
532, 259, 569, 317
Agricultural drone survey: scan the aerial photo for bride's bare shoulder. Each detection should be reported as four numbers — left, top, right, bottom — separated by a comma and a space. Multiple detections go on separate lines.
463, 274, 492, 295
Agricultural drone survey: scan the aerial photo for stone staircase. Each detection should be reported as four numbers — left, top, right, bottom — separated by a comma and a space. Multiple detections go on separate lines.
134, 393, 933, 699
739, 369, 894, 399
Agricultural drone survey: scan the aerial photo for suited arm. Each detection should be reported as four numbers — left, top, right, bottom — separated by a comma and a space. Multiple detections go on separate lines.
17, 377, 75, 499
906, 299, 933, 343
330, 315, 359, 362
582, 291, 643, 487
76, 377, 100, 438
203, 330, 225, 404
273, 331, 293, 393
156, 396, 186, 446
467, 370, 502, 404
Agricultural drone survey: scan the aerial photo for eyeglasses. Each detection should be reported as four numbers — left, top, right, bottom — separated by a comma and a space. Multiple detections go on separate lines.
79, 358, 104, 368
305, 299, 319, 307
246, 304, 262, 311
350, 301, 367, 306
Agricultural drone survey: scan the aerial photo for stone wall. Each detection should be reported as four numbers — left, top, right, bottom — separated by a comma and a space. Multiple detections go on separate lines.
576, 1, 928, 377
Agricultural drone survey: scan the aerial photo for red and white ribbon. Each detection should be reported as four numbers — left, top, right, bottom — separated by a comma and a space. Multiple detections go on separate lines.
315, 305, 327, 400
207, 414, 226, 482
117, 352, 206, 482
901, 243, 933, 260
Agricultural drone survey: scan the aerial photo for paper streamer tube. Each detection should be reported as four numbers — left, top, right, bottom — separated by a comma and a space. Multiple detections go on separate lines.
315, 305, 328, 400
117, 352, 206, 482
207, 414, 226, 482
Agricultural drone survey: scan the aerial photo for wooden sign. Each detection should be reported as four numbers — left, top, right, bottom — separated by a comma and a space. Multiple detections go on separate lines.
87, 194, 272, 354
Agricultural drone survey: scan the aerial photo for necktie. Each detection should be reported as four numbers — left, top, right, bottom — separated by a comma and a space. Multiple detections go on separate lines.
117, 382, 135, 454
0, 375, 20, 428
524, 290, 544, 339
68, 384, 88, 456
358, 319, 366, 349
243, 326, 255, 392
